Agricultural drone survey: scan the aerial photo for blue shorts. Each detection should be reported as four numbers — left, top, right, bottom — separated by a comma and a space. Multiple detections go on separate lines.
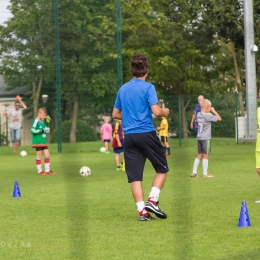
103, 139, 111, 143
124, 131, 169, 183
10, 128, 21, 143
194, 123, 199, 134
114, 147, 124, 154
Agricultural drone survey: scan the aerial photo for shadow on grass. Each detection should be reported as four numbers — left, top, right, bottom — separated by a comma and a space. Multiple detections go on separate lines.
172, 149, 193, 258
217, 249, 260, 260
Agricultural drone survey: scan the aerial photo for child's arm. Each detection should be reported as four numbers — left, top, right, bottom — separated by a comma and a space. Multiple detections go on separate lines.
115, 133, 122, 147
3, 112, 10, 120
157, 124, 166, 131
151, 103, 169, 117
31, 120, 45, 135
190, 113, 195, 129
210, 107, 222, 121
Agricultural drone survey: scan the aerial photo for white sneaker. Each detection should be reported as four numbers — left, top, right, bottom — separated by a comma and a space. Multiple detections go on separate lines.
203, 173, 215, 178
255, 200, 260, 203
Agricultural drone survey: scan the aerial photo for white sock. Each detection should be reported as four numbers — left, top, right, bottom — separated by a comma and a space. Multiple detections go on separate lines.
148, 187, 160, 202
192, 158, 200, 173
202, 159, 208, 176
36, 158, 42, 173
136, 201, 147, 214
44, 157, 50, 172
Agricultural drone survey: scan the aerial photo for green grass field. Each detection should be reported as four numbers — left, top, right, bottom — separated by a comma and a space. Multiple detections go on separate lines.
0, 138, 260, 259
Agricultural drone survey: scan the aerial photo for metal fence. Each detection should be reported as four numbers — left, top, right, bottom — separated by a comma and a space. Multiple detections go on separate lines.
1, 93, 249, 148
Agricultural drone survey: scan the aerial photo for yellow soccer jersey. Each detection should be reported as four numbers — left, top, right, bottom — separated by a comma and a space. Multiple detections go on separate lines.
159, 118, 168, 137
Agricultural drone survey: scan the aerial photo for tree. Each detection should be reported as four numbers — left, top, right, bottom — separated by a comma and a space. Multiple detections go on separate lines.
0, 0, 118, 142
58, 0, 118, 142
121, 0, 222, 137
197, 0, 246, 116
0, 0, 55, 117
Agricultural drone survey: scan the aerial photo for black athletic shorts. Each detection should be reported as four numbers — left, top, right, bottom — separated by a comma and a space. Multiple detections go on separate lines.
35, 146, 48, 151
160, 136, 168, 143
124, 131, 169, 183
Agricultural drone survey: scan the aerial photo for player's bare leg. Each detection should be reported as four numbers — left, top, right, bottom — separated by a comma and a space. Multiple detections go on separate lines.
43, 149, 55, 174
151, 173, 167, 190
12, 142, 16, 153
256, 168, 260, 177
115, 154, 120, 170
202, 153, 214, 177
131, 181, 144, 202
191, 153, 202, 177
36, 150, 44, 175
132, 181, 154, 221
144, 173, 168, 219
14, 141, 20, 153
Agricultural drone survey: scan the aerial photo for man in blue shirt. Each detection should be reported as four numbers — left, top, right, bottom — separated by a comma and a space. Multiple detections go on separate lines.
190, 95, 204, 135
112, 54, 170, 221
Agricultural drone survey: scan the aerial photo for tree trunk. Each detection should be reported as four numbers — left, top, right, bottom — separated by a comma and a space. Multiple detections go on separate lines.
181, 95, 189, 139
32, 71, 43, 117
70, 92, 78, 143
230, 41, 245, 116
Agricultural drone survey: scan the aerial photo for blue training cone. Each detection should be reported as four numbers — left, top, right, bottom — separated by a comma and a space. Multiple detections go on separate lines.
238, 201, 250, 227
13, 181, 21, 198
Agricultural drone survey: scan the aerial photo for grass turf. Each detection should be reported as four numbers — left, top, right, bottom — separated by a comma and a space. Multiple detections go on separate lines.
0, 138, 260, 259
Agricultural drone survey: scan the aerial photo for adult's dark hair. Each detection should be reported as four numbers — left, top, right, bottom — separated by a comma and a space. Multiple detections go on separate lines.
130, 54, 149, 77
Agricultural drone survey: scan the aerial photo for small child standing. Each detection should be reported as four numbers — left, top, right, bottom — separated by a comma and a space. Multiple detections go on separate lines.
112, 120, 124, 171
157, 116, 171, 157
191, 99, 221, 178
100, 117, 112, 153
31, 107, 55, 175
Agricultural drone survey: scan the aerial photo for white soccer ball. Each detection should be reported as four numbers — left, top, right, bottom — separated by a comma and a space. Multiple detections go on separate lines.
20, 150, 27, 157
100, 147, 106, 153
79, 166, 91, 177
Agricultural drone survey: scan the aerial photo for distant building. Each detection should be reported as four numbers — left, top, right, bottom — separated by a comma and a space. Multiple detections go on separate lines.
0, 76, 31, 145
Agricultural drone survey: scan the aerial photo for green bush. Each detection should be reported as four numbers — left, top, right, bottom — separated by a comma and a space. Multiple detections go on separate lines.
211, 111, 235, 138
0, 133, 9, 146
50, 120, 98, 143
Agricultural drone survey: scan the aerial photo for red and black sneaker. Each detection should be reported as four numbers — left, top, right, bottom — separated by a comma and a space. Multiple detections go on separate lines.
139, 212, 155, 221
145, 200, 167, 219
38, 171, 46, 175
45, 170, 56, 175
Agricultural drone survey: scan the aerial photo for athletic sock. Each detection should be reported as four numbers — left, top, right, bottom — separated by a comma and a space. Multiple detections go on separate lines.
148, 187, 160, 203
44, 157, 50, 172
163, 147, 166, 154
202, 159, 208, 176
167, 147, 171, 155
192, 158, 200, 174
136, 201, 148, 215
36, 158, 42, 173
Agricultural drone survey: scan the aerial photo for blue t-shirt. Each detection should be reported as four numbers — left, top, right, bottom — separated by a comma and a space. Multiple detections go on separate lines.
114, 78, 158, 134
193, 103, 201, 125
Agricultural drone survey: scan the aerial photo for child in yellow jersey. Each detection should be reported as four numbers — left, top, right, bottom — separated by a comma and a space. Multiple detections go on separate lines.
157, 117, 171, 157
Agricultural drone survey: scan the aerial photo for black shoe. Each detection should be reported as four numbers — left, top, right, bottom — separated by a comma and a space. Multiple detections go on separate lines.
145, 200, 167, 219
139, 213, 155, 221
